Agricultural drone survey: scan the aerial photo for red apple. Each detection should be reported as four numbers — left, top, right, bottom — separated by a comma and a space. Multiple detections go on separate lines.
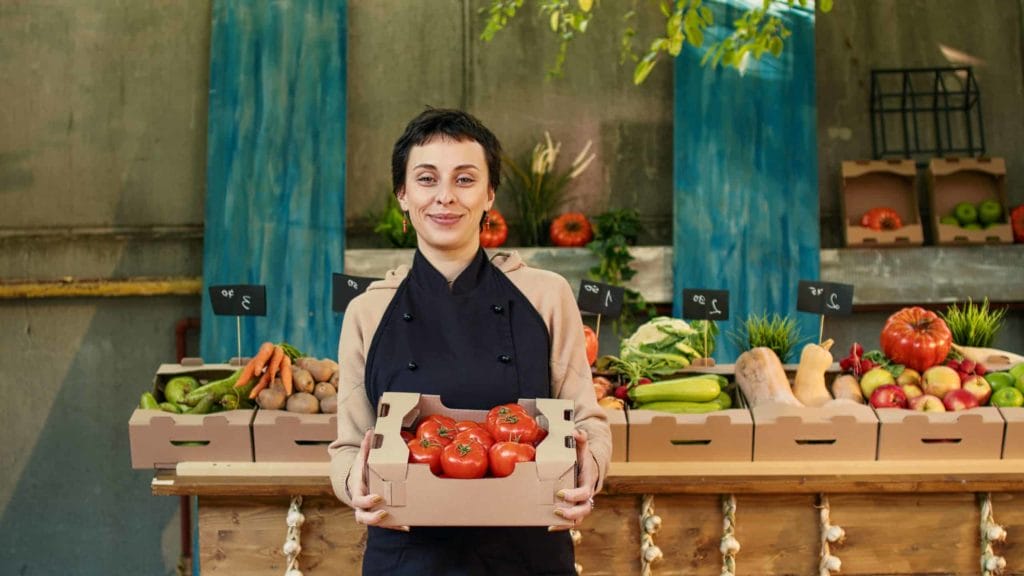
909, 394, 947, 412
943, 388, 980, 411
922, 366, 961, 399
962, 375, 993, 405
870, 384, 909, 409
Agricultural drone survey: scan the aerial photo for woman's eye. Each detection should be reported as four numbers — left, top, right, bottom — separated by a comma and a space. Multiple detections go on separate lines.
417, 175, 436, 185
456, 176, 475, 185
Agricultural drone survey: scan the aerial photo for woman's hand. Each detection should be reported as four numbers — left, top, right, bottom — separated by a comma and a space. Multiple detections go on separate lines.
349, 430, 408, 531
551, 428, 597, 530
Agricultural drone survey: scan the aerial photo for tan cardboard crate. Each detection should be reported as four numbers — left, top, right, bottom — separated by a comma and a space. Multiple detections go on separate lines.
928, 157, 1014, 245
128, 361, 254, 469
752, 402, 878, 461
604, 407, 628, 462
999, 407, 1024, 459
368, 392, 576, 527
253, 411, 337, 462
841, 159, 924, 247
875, 407, 1005, 460
627, 387, 752, 462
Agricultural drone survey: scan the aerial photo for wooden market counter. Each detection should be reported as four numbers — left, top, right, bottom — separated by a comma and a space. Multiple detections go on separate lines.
155, 460, 1024, 575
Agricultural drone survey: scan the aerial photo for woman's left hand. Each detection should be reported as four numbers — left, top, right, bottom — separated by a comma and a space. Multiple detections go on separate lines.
551, 428, 597, 529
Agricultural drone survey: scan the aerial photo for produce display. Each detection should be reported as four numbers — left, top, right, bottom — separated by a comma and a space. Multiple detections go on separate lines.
402, 404, 543, 478
860, 206, 903, 231
939, 199, 1006, 230
139, 369, 254, 415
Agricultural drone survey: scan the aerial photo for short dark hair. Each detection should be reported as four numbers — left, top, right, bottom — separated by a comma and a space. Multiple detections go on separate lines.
391, 108, 502, 196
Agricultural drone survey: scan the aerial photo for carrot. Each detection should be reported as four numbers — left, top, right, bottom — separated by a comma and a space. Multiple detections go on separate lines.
251, 342, 277, 376
281, 355, 294, 396
234, 357, 259, 389
266, 342, 286, 383
249, 369, 273, 400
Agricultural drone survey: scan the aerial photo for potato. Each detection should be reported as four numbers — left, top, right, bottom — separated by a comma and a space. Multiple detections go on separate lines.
292, 367, 315, 394
286, 392, 320, 414
320, 395, 337, 414
257, 388, 286, 410
296, 357, 337, 383
270, 377, 285, 393
314, 382, 336, 401
329, 369, 339, 390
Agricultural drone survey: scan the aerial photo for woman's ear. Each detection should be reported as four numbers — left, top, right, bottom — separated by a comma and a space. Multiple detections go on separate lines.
396, 188, 408, 211
486, 187, 495, 211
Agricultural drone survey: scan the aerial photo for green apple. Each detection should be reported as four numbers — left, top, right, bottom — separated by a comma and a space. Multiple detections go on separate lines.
860, 367, 896, 398
939, 216, 960, 226
954, 202, 978, 225
1009, 363, 1024, 380
978, 200, 1003, 225
991, 386, 1024, 408
986, 371, 1017, 392
963, 222, 983, 230
1016, 374, 1024, 396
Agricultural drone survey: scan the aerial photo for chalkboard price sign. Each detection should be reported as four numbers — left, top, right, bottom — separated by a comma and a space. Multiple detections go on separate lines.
209, 284, 267, 317
797, 281, 854, 317
682, 288, 730, 321
332, 274, 380, 313
577, 280, 624, 318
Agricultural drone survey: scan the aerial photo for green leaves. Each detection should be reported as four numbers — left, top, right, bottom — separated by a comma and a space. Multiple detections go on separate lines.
586, 209, 655, 336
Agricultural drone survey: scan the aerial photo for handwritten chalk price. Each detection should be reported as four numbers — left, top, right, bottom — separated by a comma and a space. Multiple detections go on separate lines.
682, 289, 730, 321
208, 284, 267, 317
332, 273, 380, 313
797, 280, 854, 317
576, 280, 624, 318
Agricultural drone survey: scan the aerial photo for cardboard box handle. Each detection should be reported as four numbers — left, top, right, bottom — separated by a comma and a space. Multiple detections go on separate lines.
795, 439, 837, 446
670, 439, 712, 446
921, 438, 963, 444
170, 440, 211, 447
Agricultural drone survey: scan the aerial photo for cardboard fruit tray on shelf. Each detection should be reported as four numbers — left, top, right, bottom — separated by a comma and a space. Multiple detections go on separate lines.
252, 410, 337, 463
874, 406, 1006, 460
368, 392, 576, 527
840, 159, 924, 247
927, 156, 1014, 245
128, 360, 255, 469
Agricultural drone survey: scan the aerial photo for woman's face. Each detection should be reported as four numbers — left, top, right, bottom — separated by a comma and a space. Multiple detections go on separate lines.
398, 137, 494, 256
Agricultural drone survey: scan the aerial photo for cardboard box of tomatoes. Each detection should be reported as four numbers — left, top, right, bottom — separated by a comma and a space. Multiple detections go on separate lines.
840, 159, 925, 247
367, 392, 577, 527
128, 360, 255, 469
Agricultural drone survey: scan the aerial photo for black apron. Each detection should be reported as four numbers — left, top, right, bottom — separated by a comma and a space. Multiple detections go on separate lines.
362, 249, 575, 576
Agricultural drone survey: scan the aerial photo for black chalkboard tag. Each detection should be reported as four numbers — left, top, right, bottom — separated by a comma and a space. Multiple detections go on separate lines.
209, 285, 267, 316
332, 274, 380, 313
577, 279, 624, 318
682, 289, 730, 321
797, 281, 854, 317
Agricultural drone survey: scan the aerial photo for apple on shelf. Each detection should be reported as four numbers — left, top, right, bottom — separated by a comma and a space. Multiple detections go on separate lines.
869, 384, 908, 409
922, 365, 961, 400
908, 394, 946, 412
943, 388, 981, 411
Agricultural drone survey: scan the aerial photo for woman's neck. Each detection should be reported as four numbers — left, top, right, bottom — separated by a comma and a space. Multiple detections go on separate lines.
418, 241, 480, 283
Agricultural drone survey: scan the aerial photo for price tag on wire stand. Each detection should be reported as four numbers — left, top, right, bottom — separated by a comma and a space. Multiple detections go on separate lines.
209, 284, 267, 363
332, 274, 380, 313
797, 280, 854, 343
577, 279, 624, 342
682, 288, 729, 365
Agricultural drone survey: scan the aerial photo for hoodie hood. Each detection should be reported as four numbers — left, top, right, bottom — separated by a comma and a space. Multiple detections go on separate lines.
364, 250, 527, 293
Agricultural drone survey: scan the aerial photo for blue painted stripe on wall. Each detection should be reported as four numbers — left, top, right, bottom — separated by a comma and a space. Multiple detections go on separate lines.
202, 0, 347, 361
673, 1, 819, 362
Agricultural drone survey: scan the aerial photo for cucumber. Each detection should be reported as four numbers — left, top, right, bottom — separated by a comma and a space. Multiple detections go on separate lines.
633, 400, 724, 414
184, 394, 216, 415
628, 375, 722, 404
139, 392, 160, 410
164, 376, 198, 404
159, 402, 182, 413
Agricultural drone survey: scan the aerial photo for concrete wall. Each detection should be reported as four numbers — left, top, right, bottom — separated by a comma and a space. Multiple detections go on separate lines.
0, 1, 1022, 574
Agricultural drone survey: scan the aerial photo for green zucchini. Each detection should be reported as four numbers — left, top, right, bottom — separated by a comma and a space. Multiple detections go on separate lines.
633, 400, 724, 414
163, 376, 198, 404
628, 375, 722, 404
139, 392, 160, 410
182, 369, 243, 405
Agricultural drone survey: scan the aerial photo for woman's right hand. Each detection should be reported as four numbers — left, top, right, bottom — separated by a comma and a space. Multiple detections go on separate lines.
349, 429, 407, 530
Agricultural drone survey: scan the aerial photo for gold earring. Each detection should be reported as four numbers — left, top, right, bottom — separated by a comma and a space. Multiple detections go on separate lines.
402, 213, 408, 234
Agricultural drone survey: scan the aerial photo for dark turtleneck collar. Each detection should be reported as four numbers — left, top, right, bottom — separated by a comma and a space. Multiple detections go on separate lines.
410, 248, 489, 296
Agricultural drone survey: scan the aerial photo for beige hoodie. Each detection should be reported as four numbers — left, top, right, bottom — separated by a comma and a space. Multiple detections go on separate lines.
327, 251, 611, 507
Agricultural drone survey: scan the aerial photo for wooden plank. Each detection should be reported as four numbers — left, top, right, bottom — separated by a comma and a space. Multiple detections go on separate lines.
574, 495, 642, 576
198, 496, 365, 575
648, 495, 728, 576
827, 493, 978, 575
991, 493, 1024, 575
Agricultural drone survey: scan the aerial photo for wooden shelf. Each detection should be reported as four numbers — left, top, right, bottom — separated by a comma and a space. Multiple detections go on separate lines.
152, 459, 1024, 497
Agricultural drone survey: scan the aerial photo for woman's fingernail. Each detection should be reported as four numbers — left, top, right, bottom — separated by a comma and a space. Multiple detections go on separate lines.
553, 508, 566, 518
377, 510, 389, 518
556, 490, 567, 500
371, 495, 382, 505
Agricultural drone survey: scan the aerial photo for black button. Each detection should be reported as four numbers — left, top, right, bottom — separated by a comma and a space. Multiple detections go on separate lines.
402, 313, 413, 321
498, 354, 511, 364
492, 304, 504, 313
407, 361, 418, 370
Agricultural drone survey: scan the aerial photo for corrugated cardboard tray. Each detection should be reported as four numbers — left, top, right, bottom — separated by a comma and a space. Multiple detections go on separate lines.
128, 360, 255, 469
627, 385, 752, 462
252, 410, 337, 462
841, 159, 924, 247
875, 406, 1006, 460
998, 407, 1024, 459
752, 400, 879, 461
368, 392, 576, 527
604, 407, 628, 462
928, 156, 1013, 245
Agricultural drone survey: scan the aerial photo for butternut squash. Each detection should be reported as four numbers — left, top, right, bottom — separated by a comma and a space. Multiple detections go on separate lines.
792, 339, 834, 407
735, 347, 803, 407
830, 374, 865, 404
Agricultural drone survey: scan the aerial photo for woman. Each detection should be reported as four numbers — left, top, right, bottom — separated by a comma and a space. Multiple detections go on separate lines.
328, 108, 611, 575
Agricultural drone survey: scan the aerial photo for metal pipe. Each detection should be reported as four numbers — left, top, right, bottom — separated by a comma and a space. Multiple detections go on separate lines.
0, 277, 202, 299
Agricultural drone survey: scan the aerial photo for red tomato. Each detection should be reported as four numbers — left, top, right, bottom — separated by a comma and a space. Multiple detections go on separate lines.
455, 420, 484, 433
441, 441, 489, 479
532, 425, 548, 447
1011, 204, 1024, 243
480, 209, 509, 248
489, 441, 536, 478
880, 307, 953, 373
407, 437, 444, 476
860, 207, 903, 231
417, 420, 457, 446
423, 414, 457, 429
485, 404, 529, 436
454, 428, 494, 451
583, 325, 599, 366
490, 410, 540, 444
549, 213, 594, 247
400, 430, 415, 443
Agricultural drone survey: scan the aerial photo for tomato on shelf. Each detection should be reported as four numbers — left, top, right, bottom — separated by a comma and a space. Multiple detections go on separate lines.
583, 325, 599, 366
549, 212, 594, 247
880, 307, 952, 373
480, 209, 509, 248
860, 207, 903, 231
